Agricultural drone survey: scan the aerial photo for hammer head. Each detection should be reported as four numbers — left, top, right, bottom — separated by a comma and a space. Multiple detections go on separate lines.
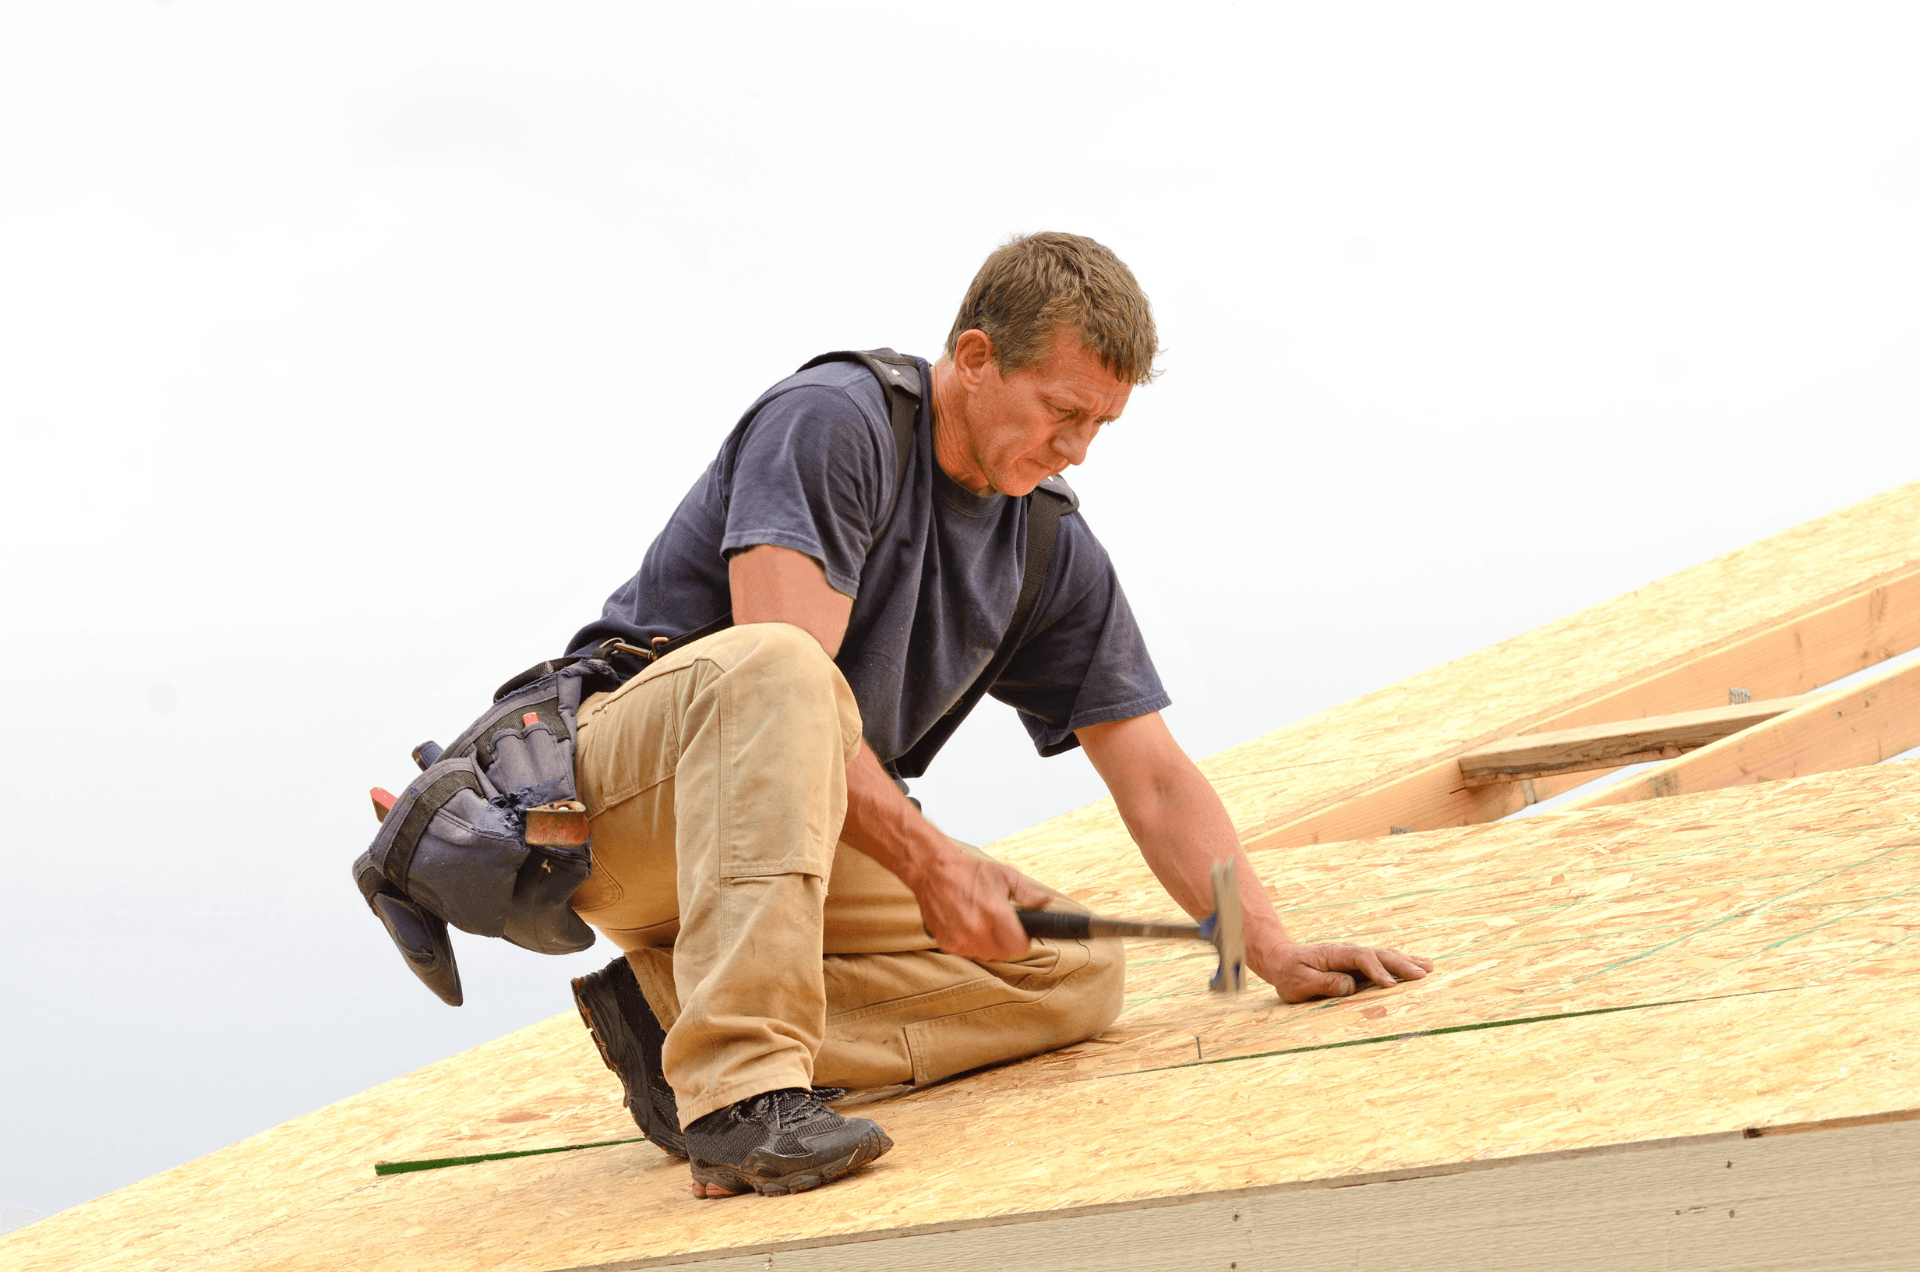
1200, 860, 1247, 995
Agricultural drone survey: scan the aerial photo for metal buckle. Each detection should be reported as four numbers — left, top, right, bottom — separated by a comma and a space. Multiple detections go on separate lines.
593, 636, 657, 664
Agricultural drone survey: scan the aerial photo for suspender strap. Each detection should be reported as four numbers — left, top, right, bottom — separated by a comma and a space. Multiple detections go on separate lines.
799, 349, 1082, 777
794, 348, 921, 543
892, 474, 1078, 779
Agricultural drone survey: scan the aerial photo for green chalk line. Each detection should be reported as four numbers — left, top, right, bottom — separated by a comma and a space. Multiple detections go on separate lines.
1102, 986, 1795, 1080
372, 988, 1801, 1177
375, 1135, 647, 1177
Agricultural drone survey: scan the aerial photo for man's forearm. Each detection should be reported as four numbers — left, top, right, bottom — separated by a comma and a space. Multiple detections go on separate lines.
1084, 713, 1436, 1000
838, 740, 951, 892
838, 740, 1049, 960
1113, 756, 1291, 956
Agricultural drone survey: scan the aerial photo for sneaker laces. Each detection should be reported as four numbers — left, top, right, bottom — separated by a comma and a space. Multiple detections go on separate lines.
738, 1088, 844, 1133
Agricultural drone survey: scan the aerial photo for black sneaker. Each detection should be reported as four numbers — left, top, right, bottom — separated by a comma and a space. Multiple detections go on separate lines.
571, 956, 686, 1159
685, 1088, 892, 1197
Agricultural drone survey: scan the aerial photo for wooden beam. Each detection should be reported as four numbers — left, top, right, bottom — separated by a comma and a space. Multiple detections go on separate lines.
1558, 654, 1920, 809
664, 1120, 1920, 1271
1239, 567, 1920, 850
1456, 696, 1808, 786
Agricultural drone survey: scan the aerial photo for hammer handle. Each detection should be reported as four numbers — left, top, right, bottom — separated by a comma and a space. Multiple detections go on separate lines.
1015, 910, 1203, 942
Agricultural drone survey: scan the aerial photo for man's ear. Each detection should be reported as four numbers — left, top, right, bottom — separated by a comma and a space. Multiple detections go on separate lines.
950, 328, 998, 389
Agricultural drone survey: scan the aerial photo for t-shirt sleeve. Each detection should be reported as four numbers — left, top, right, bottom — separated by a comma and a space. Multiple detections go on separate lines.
717, 383, 893, 599
990, 515, 1171, 757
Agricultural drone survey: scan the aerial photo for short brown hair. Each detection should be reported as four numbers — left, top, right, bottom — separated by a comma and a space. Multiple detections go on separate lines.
945, 232, 1159, 385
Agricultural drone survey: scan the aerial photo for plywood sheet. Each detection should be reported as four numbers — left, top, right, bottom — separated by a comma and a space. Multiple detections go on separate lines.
8, 757, 1920, 1271
13, 484, 1920, 1270
7, 976, 1916, 1271
992, 478, 1920, 869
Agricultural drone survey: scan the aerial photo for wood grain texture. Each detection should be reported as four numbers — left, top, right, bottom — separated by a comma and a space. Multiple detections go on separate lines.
1563, 652, 1920, 809
8, 758, 1920, 1271
12, 484, 1920, 1270
996, 482, 1920, 866
1456, 695, 1807, 784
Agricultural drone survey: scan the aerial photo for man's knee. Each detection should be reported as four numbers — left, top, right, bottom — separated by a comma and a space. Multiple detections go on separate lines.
1067, 937, 1127, 1041
712, 622, 849, 699
687, 622, 862, 758
711, 620, 833, 674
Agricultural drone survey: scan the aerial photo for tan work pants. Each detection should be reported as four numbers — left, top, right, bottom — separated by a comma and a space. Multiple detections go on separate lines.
569, 623, 1125, 1127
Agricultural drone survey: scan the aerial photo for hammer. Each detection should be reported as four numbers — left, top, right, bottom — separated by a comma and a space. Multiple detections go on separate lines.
1015, 860, 1247, 995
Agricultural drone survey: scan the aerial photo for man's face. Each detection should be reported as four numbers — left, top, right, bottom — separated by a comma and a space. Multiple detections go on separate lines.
952, 324, 1132, 497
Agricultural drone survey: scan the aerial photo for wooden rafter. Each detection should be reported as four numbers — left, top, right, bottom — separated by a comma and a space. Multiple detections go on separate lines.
1560, 653, 1920, 810
1457, 695, 1808, 786
1235, 566, 1920, 851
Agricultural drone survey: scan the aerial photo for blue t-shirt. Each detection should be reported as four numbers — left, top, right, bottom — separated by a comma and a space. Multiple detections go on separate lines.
567, 354, 1169, 776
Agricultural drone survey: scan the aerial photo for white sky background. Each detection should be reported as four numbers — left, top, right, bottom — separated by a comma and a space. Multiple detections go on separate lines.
3, 0, 1918, 1225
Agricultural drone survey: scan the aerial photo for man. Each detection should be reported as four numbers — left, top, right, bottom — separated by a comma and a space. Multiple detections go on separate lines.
562, 233, 1432, 1201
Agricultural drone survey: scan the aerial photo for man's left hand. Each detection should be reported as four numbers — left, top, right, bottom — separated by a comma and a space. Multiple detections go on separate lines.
1253, 941, 1434, 1003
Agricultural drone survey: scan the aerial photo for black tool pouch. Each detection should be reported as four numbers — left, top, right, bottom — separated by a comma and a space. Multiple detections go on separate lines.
351, 654, 622, 1006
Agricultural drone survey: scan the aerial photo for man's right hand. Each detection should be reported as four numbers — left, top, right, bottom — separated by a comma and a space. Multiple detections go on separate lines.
901, 844, 1054, 961
838, 737, 1052, 962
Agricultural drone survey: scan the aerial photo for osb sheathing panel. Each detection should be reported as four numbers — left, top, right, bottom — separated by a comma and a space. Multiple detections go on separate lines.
994, 477, 1920, 872
8, 759, 1920, 1271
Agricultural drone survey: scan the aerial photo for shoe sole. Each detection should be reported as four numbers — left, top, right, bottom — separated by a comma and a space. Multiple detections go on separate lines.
571, 969, 688, 1160
690, 1126, 894, 1197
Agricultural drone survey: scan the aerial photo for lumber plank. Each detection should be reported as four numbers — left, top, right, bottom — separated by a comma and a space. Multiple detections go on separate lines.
1560, 653, 1920, 810
653, 1120, 1920, 1271
1455, 695, 1808, 785
9, 758, 1920, 1271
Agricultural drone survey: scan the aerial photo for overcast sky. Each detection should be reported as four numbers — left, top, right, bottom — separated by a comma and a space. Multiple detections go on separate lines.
4, 0, 1918, 1229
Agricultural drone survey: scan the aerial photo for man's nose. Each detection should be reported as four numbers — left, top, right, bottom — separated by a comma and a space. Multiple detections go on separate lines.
1050, 422, 1098, 466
